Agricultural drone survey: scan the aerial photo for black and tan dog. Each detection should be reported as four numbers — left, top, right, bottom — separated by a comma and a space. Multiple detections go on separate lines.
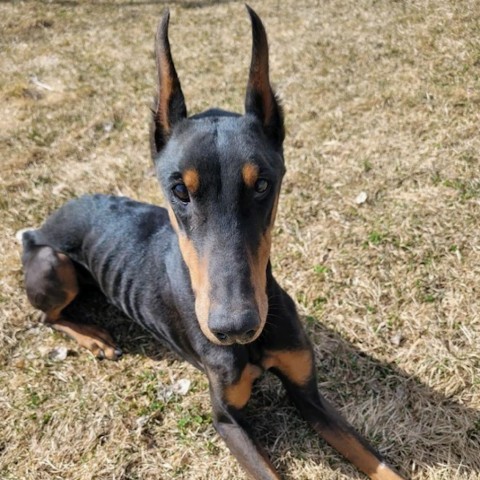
21, 7, 404, 480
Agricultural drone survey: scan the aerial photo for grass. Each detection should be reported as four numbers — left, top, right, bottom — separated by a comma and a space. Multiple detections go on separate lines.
1, 0, 480, 479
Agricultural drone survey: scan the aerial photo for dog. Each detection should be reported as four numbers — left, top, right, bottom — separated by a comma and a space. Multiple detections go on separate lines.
21, 7, 405, 480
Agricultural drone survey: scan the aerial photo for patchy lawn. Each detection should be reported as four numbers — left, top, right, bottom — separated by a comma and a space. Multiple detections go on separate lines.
1, 1, 479, 479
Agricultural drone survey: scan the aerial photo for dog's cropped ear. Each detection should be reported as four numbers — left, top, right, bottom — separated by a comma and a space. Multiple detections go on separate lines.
150, 9, 187, 159
245, 5, 284, 149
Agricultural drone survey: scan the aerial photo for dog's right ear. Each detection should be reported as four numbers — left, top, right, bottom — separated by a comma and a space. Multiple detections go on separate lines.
150, 10, 187, 159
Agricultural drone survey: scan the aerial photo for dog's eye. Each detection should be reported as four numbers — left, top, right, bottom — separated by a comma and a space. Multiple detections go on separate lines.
172, 183, 190, 203
254, 178, 269, 194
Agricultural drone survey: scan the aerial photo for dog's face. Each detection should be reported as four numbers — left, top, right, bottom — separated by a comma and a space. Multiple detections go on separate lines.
151, 8, 284, 346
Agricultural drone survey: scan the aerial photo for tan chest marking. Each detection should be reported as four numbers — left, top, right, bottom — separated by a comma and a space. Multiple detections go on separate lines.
262, 349, 313, 386
224, 364, 263, 409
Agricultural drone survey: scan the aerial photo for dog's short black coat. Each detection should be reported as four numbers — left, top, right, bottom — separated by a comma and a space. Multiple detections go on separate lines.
21, 7, 404, 480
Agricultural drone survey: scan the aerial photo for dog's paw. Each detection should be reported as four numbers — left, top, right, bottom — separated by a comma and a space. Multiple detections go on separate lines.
89, 341, 123, 361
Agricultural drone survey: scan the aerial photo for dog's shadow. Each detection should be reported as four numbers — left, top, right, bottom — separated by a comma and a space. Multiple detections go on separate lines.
65, 289, 480, 479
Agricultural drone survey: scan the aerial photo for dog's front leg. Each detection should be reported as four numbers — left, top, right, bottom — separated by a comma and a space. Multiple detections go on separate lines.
206, 364, 281, 480
265, 343, 405, 480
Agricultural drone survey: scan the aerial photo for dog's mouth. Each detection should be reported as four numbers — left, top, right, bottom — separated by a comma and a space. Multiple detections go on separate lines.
210, 333, 261, 347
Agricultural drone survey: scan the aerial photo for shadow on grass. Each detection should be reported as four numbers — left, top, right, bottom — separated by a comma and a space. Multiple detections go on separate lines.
65, 290, 480, 479
250, 318, 480, 478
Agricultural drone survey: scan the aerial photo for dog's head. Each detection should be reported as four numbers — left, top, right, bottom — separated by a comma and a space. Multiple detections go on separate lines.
151, 6, 285, 346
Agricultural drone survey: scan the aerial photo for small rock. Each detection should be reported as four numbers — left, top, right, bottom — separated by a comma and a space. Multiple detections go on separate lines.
52, 183, 67, 196
172, 378, 191, 396
26, 326, 43, 336
48, 346, 68, 361
355, 191, 368, 205
390, 332, 403, 347
103, 122, 114, 133
136, 415, 149, 429
158, 378, 191, 401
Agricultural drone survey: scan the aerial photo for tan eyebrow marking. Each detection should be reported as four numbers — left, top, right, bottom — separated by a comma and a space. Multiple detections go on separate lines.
183, 168, 200, 193
242, 162, 259, 188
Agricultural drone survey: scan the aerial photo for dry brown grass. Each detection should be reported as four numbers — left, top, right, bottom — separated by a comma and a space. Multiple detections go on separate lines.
1, 0, 480, 479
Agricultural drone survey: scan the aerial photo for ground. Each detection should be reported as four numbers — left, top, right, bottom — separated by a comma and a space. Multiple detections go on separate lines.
1, 1, 479, 479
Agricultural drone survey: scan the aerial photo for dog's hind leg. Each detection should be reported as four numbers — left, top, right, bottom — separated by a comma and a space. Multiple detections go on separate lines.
23, 245, 122, 360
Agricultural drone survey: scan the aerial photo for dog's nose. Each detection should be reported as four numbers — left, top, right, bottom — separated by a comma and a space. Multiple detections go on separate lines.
208, 308, 260, 345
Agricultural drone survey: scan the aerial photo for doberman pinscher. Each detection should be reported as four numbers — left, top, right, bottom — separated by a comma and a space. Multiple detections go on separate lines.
21, 7, 405, 480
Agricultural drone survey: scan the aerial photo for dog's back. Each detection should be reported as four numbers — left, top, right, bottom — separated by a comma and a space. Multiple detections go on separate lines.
24, 195, 171, 270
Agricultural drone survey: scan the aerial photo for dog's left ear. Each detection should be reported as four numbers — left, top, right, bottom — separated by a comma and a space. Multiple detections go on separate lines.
150, 9, 187, 159
245, 6, 284, 149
